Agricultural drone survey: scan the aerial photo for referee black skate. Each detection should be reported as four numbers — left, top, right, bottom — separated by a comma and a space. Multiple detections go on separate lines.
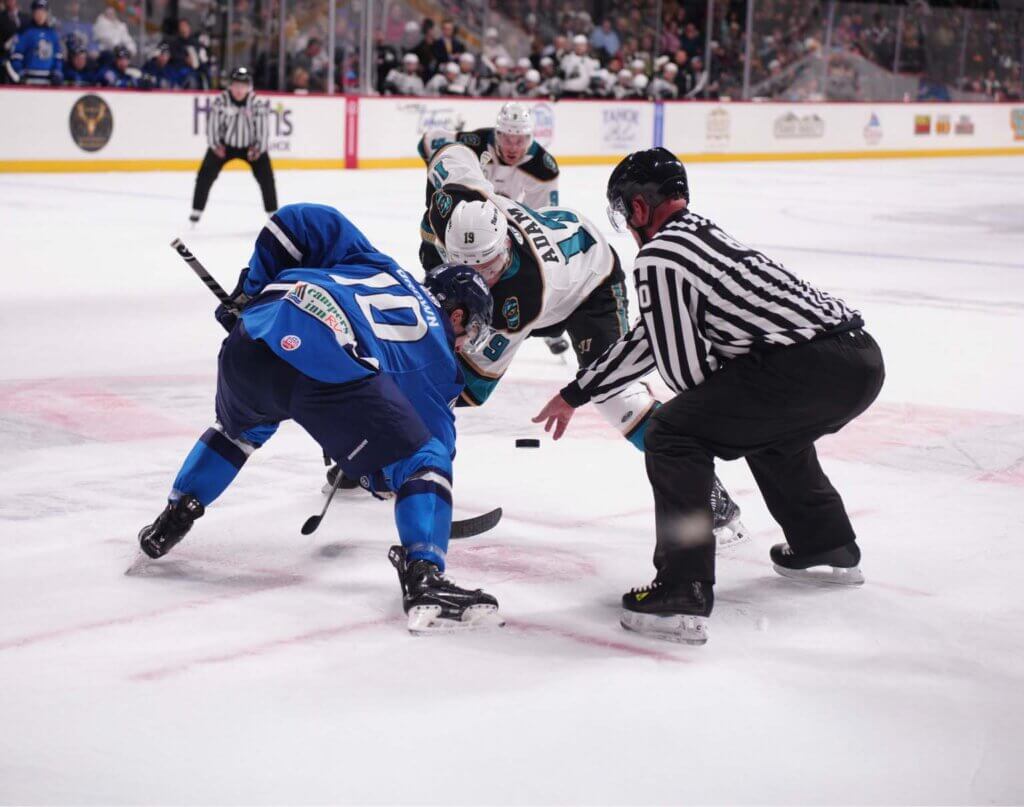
534, 148, 885, 645
190, 67, 277, 225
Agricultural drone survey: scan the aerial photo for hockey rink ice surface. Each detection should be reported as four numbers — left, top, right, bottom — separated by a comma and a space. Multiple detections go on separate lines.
1, 158, 1023, 806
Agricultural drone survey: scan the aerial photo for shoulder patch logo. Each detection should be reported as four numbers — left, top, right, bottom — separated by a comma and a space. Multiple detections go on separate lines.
280, 334, 301, 351
434, 190, 453, 217
543, 152, 557, 172
502, 296, 521, 330
462, 133, 481, 147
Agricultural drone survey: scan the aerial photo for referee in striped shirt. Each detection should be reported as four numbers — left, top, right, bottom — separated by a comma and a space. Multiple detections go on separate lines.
190, 67, 278, 225
534, 148, 885, 644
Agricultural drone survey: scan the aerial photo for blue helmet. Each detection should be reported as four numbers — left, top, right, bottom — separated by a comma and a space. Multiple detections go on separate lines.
424, 264, 494, 352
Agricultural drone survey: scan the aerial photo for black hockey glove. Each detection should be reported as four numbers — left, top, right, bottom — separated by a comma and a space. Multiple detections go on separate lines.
215, 267, 252, 333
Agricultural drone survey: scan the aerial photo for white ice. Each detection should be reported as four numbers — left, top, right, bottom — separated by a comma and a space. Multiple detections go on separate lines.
1, 158, 1023, 805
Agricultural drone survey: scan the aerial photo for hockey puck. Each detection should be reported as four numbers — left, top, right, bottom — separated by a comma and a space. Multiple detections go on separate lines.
515, 438, 541, 448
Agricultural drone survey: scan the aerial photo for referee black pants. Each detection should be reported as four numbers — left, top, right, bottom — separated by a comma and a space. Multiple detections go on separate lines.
644, 328, 885, 585
191, 146, 278, 214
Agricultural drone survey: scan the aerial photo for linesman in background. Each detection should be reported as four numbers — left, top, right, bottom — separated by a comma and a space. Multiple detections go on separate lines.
190, 67, 277, 225
535, 148, 885, 645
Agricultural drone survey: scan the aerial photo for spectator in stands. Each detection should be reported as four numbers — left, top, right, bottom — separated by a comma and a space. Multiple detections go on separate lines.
169, 18, 210, 88
10, 0, 63, 85
59, 0, 94, 55
292, 35, 327, 92
559, 33, 597, 97
611, 68, 633, 98
516, 67, 545, 98
100, 44, 137, 87
413, 18, 439, 79
589, 18, 620, 62
538, 55, 560, 95
482, 26, 509, 67
1, 0, 23, 50
432, 18, 464, 65
687, 54, 708, 97
649, 60, 679, 99
383, 51, 424, 96
425, 61, 458, 95
478, 54, 516, 97
142, 41, 186, 89
450, 51, 476, 95
661, 19, 681, 56
680, 22, 701, 60
93, 6, 136, 58
64, 42, 96, 85
374, 30, 399, 91
289, 64, 309, 93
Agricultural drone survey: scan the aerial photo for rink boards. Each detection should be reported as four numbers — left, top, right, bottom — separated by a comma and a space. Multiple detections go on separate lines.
1, 86, 1022, 172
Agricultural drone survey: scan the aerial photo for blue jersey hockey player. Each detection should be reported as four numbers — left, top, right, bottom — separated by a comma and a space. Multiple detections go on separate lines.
136, 203, 503, 634
9, 0, 63, 86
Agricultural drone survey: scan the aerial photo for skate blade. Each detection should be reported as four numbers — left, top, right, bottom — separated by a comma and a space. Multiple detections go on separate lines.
772, 563, 865, 586
406, 604, 505, 635
619, 610, 708, 645
714, 517, 751, 552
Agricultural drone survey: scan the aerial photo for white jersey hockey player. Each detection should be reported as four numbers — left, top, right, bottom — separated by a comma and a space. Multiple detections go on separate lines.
422, 141, 747, 545
417, 102, 567, 355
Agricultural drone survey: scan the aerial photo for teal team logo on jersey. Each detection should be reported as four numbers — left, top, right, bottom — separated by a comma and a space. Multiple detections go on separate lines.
461, 133, 481, 147
543, 152, 557, 172
434, 190, 453, 217
502, 297, 521, 330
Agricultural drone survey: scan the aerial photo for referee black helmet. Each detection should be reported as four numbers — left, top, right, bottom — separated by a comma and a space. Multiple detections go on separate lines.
230, 66, 254, 84
606, 147, 689, 233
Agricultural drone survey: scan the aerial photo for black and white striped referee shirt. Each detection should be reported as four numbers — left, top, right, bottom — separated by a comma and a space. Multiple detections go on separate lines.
207, 90, 270, 153
561, 209, 863, 406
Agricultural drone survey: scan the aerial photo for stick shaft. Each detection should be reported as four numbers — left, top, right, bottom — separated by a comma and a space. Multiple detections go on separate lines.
170, 238, 232, 305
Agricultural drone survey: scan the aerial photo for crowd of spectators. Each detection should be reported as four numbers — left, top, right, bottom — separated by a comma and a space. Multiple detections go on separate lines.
0, 0, 1020, 101
1, 0, 213, 88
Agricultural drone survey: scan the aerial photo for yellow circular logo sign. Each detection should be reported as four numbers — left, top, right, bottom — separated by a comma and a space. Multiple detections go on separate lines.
69, 94, 113, 152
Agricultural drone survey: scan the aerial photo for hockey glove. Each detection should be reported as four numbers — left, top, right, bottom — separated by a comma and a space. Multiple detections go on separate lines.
214, 267, 253, 332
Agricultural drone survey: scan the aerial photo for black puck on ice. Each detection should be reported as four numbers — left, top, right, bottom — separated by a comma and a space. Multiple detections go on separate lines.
515, 438, 541, 448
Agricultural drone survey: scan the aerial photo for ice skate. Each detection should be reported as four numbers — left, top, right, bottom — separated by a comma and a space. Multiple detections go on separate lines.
771, 541, 864, 586
711, 479, 749, 551
543, 334, 570, 357
137, 495, 204, 559
620, 579, 713, 645
389, 545, 504, 634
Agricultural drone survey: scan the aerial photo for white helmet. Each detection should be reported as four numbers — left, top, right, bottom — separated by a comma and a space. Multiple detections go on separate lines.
524, 69, 540, 84
496, 101, 534, 138
632, 73, 649, 90
445, 200, 509, 269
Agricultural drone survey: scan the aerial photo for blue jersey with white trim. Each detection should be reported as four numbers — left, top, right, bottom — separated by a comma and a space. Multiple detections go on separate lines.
240, 204, 463, 454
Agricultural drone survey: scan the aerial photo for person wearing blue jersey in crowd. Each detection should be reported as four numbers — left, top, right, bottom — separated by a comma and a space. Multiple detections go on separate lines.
141, 42, 186, 89
63, 43, 96, 86
9, 0, 62, 85
100, 45, 137, 87
136, 203, 503, 634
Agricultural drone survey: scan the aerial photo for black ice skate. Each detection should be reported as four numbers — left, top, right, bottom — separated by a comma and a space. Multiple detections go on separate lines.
138, 495, 205, 559
711, 479, 749, 551
388, 545, 503, 634
771, 541, 864, 586
620, 579, 713, 645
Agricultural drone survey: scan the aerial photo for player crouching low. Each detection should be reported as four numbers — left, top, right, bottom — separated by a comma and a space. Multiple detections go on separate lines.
422, 141, 747, 549
135, 203, 502, 634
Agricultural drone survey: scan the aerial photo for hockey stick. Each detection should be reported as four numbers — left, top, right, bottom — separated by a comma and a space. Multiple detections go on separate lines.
301, 461, 344, 535
450, 507, 502, 539
170, 238, 234, 307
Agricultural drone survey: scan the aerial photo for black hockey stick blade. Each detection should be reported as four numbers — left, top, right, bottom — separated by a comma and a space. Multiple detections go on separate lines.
450, 507, 502, 539
301, 514, 322, 536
